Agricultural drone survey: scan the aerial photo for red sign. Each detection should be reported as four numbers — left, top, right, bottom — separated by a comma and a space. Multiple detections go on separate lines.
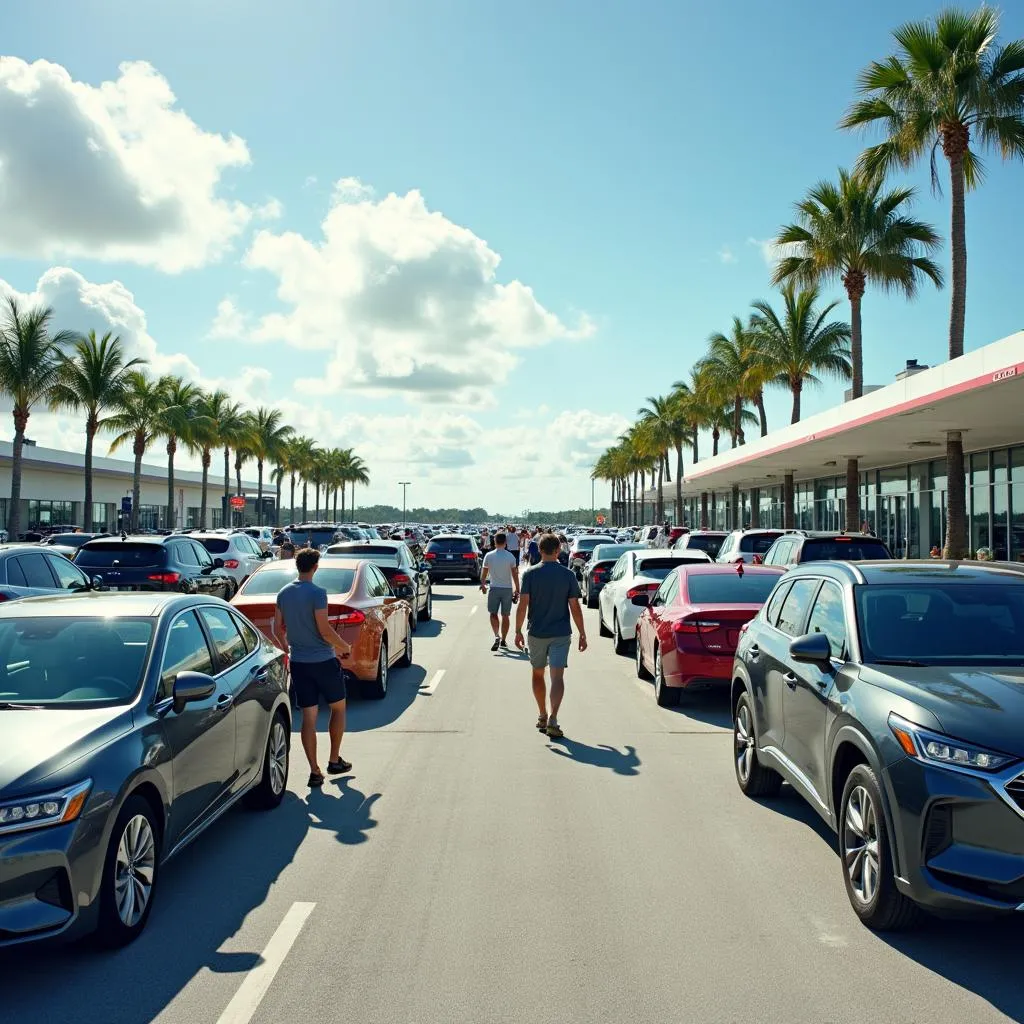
230, 495, 246, 509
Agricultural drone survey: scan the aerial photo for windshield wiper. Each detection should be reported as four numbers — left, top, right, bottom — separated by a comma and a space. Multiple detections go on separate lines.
871, 658, 928, 667
0, 701, 45, 709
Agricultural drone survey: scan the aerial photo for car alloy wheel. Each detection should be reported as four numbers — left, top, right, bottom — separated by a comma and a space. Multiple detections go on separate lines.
268, 719, 288, 796
843, 784, 880, 906
114, 813, 156, 929
654, 649, 678, 706
732, 692, 782, 798
734, 701, 754, 784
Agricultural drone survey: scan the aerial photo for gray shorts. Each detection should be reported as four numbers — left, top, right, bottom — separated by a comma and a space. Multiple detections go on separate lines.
528, 634, 571, 670
487, 587, 514, 616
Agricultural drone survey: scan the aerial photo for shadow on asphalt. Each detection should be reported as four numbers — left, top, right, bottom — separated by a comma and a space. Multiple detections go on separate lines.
414, 617, 446, 638
547, 737, 641, 776
0, 776, 380, 1024
294, 664, 427, 733
662, 691, 732, 730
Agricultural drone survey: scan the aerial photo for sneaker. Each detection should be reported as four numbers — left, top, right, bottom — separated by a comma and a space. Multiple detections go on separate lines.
490, 637, 500, 652
327, 758, 352, 774
499, 638, 509, 649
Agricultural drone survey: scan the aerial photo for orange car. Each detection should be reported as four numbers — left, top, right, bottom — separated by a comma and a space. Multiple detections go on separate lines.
231, 556, 412, 699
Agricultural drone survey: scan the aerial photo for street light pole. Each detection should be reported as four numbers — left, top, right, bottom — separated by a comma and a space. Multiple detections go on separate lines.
591, 477, 596, 525
399, 481, 411, 528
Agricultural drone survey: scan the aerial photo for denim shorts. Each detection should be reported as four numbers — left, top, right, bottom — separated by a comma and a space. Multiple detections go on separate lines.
528, 634, 571, 670
487, 587, 514, 616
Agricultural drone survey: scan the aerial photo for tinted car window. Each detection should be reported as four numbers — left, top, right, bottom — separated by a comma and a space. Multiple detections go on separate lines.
233, 613, 263, 653
172, 542, 199, 566
198, 538, 231, 554
44, 534, 93, 548
683, 535, 725, 557
192, 542, 215, 568
739, 533, 783, 554
801, 538, 892, 561
77, 542, 164, 568
426, 538, 475, 553
159, 612, 215, 700
653, 574, 678, 606
855, 583, 1024, 663
575, 537, 613, 552
45, 554, 89, 590
763, 581, 792, 626
686, 573, 780, 604
199, 607, 248, 670
15, 553, 57, 589
806, 581, 847, 657
240, 566, 356, 595
635, 558, 691, 582
776, 578, 819, 636
288, 528, 337, 549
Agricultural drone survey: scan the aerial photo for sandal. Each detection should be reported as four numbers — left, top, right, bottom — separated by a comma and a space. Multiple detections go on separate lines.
546, 722, 564, 739
308, 771, 325, 787
536, 715, 548, 732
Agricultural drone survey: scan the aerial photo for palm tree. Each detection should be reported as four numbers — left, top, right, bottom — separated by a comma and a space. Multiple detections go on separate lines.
49, 331, 145, 531
191, 389, 231, 529
672, 365, 717, 465
281, 435, 313, 525
636, 400, 673, 522
247, 407, 293, 525
841, 5, 1024, 557
0, 298, 76, 539
772, 168, 943, 399
214, 400, 247, 525
750, 284, 853, 424
156, 378, 201, 530
348, 453, 369, 522
107, 373, 170, 532
699, 319, 771, 446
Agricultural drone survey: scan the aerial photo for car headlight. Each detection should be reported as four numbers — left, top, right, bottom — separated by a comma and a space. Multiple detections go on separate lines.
888, 714, 1016, 772
0, 779, 92, 835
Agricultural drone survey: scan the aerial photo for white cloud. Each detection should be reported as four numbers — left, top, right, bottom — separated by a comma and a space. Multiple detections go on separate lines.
254, 198, 283, 221
332, 176, 375, 203
0, 58, 252, 272
208, 297, 248, 339
238, 184, 593, 405
747, 236, 801, 268
717, 246, 737, 265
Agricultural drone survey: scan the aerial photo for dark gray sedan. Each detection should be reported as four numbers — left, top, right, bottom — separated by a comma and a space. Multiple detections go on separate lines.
0, 592, 290, 948
0, 543, 102, 600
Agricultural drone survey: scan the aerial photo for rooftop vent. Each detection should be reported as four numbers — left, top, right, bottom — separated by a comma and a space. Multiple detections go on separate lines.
896, 358, 930, 382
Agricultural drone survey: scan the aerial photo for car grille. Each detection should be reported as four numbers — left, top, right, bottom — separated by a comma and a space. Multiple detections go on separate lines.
1005, 773, 1024, 813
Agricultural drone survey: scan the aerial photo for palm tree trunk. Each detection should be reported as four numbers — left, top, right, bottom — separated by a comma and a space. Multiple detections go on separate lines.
845, 458, 860, 534
275, 469, 282, 525
631, 471, 638, 525
132, 431, 144, 533
302, 480, 308, 523
8, 409, 28, 539
256, 458, 264, 526
700, 492, 709, 529
84, 413, 97, 531
944, 430, 968, 559
790, 377, 802, 424
332, 486, 338, 522
289, 473, 296, 525
315, 482, 321, 519
167, 438, 176, 531
783, 472, 795, 531
733, 396, 743, 445
712, 428, 720, 458
200, 448, 211, 530
847, 287, 864, 400
755, 391, 768, 437
750, 487, 760, 528
674, 443, 683, 527
351, 481, 356, 522
691, 426, 699, 464
235, 456, 243, 499
948, 149, 967, 361
655, 460, 664, 522
663, 451, 671, 484
340, 482, 346, 521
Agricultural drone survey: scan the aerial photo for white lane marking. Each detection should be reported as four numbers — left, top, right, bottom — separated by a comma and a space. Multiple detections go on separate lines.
470, 605, 478, 616
216, 901, 316, 1024
421, 669, 445, 695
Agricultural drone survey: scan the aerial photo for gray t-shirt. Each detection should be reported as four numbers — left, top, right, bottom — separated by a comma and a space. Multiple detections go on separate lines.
520, 560, 580, 638
276, 579, 335, 663
483, 548, 517, 589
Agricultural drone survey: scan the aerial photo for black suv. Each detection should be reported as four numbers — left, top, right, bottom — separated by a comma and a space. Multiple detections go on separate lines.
732, 560, 1024, 929
423, 535, 482, 582
760, 530, 892, 567
74, 535, 235, 599
326, 540, 433, 627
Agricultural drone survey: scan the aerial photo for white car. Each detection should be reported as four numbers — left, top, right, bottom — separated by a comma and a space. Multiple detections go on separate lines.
237, 525, 277, 552
194, 531, 268, 587
598, 549, 711, 655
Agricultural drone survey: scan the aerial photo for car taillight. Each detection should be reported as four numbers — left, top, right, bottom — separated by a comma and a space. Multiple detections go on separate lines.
424, 552, 436, 560
392, 573, 411, 585
461, 553, 477, 560
672, 619, 721, 633
148, 572, 181, 584
0, 594, 8, 603
330, 606, 366, 625
223, 559, 240, 569
625, 583, 659, 599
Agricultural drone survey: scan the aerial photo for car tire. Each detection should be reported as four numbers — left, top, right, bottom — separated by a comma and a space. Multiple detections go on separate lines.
418, 586, 432, 622
96, 794, 161, 947
365, 638, 388, 699
839, 764, 920, 931
245, 712, 290, 810
635, 634, 652, 680
733, 691, 782, 798
599, 607, 612, 638
613, 613, 632, 656
654, 649, 679, 707
409, 607, 418, 633
586, 585, 598, 609
397, 626, 413, 668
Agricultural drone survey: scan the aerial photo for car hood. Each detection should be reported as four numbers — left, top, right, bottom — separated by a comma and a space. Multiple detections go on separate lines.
0, 706, 133, 792
862, 665, 1024, 758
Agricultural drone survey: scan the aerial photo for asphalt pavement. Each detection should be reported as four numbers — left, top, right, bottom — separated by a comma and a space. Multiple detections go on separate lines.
3, 582, 1024, 1024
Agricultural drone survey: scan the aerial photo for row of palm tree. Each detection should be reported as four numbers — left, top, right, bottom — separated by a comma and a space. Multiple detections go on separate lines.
594, 6, 1024, 557
0, 301, 369, 537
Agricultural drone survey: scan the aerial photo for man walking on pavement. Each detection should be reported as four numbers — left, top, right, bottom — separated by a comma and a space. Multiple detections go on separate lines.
505, 524, 520, 564
480, 531, 520, 651
273, 547, 353, 787
515, 533, 587, 738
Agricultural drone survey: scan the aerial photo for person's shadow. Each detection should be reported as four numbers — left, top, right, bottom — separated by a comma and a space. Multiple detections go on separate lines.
306, 774, 381, 845
547, 737, 641, 776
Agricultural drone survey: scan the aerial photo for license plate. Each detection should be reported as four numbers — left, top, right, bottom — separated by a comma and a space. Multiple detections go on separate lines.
445, 554, 453, 560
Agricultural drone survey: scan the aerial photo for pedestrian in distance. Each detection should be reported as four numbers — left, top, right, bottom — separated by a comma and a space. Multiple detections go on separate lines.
279, 540, 296, 559
272, 547, 353, 787
515, 533, 588, 739
525, 531, 541, 567
505, 524, 521, 565
480, 531, 521, 650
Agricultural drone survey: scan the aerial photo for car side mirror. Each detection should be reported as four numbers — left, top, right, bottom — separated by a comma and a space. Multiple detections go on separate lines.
789, 632, 832, 664
630, 593, 651, 607
213, 557, 225, 569
172, 671, 216, 713
90, 574, 105, 591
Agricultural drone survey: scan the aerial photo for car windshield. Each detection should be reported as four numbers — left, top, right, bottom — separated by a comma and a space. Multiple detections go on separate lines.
801, 538, 892, 561
427, 538, 474, 553
592, 544, 637, 561
287, 528, 337, 548
0, 616, 153, 706
684, 535, 725, 556
855, 583, 1024, 664
686, 573, 780, 604
240, 566, 356, 596
75, 542, 164, 567
576, 537, 613, 551
739, 533, 783, 554
197, 538, 231, 554
328, 544, 399, 557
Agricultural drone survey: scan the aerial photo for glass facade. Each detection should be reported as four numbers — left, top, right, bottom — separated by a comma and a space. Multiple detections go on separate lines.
27, 499, 76, 528
678, 443, 1024, 561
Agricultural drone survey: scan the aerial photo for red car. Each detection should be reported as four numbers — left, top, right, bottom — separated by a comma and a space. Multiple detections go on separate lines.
634, 563, 784, 706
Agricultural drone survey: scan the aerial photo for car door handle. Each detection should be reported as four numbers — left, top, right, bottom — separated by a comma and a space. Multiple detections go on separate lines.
783, 672, 798, 690
215, 693, 234, 710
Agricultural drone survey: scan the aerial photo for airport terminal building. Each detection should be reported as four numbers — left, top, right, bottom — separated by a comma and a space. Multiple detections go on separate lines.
658, 331, 1024, 561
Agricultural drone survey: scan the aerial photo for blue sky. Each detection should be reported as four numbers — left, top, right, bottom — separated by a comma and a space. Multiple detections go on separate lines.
2, 0, 1023, 514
